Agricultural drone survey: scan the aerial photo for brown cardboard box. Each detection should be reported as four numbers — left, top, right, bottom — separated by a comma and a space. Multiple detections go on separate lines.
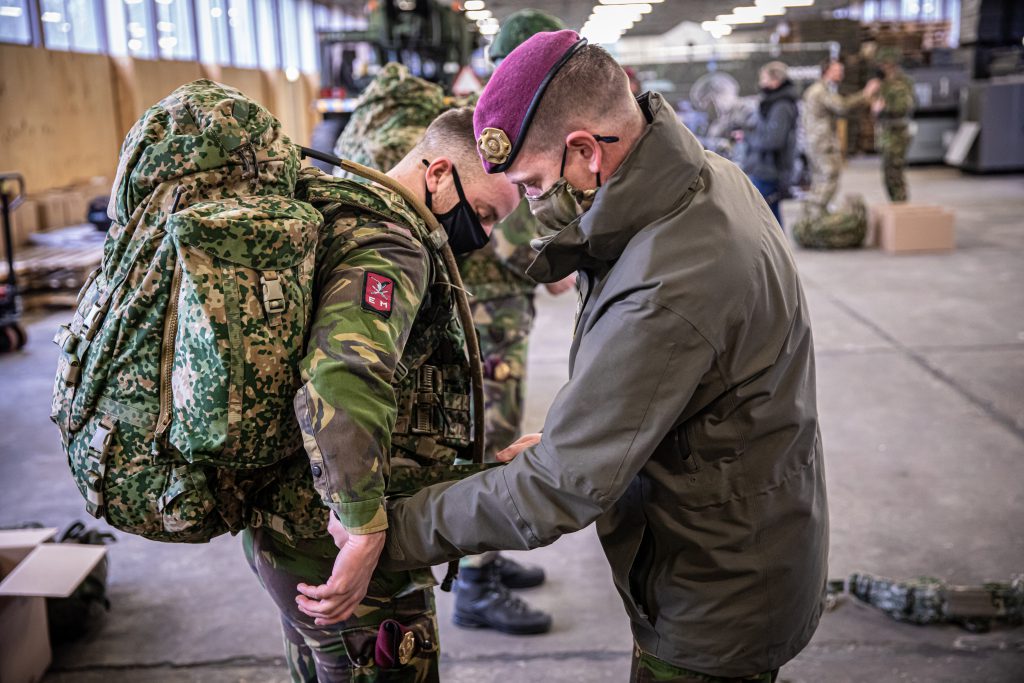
60, 188, 89, 226
33, 192, 68, 231
0, 200, 39, 257
870, 204, 955, 254
0, 529, 107, 683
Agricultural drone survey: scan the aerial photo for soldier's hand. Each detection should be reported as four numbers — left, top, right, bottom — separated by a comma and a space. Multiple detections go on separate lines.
544, 274, 577, 296
327, 512, 349, 549
496, 433, 542, 462
295, 530, 386, 626
864, 79, 881, 98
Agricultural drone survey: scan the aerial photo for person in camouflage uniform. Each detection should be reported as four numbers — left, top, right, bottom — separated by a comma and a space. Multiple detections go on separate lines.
871, 49, 915, 202
801, 58, 878, 212
332, 43, 562, 635
244, 108, 520, 682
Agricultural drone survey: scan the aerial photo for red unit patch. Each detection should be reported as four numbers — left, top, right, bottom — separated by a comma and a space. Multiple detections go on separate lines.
362, 272, 394, 318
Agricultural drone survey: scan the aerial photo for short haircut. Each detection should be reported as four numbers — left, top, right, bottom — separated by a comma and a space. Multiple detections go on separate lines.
761, 61, 789, 82
821, 57, 841, 73
521, 44, 636, 155
410, 106, 484, 176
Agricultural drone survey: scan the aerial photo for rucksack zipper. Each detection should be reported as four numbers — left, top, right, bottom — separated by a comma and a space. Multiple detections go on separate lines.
154, 261, 183, 439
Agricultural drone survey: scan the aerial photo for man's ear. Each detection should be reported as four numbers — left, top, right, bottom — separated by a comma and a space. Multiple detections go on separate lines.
424, 157, 453, 194
564, 131, 602, 175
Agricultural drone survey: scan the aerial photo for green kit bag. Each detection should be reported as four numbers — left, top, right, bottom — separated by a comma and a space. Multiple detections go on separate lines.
51, 80, 322, 543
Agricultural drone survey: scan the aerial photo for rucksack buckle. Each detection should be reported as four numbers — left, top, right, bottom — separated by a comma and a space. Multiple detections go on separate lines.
261, 272, 286, 322
84, 417, 115, 517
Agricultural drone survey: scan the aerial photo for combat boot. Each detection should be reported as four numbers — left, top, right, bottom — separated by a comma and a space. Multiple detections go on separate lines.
493, 553, 546, 589
452, 563, 552, 635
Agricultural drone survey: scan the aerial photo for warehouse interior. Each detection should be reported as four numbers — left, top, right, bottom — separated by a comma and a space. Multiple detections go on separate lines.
1, 0, 1023, 682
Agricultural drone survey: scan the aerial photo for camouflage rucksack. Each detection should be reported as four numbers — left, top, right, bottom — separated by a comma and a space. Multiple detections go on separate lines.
51, 80, 322, 543
793, 194, 868, 249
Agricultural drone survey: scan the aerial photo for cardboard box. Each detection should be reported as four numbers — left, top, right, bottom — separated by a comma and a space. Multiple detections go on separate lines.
0, 529, 107, 683
870, 204, 955, 254
0, 200, 39, 258
59, 188, 89, 227
32, 192, 68, 231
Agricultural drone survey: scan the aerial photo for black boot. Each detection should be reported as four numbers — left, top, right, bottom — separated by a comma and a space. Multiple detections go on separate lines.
494, 554, 546, 589
452, 563, 552, 635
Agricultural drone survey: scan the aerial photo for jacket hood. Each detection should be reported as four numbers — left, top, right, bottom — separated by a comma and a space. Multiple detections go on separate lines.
526, 92, 706, 282
759, 80, 799, 115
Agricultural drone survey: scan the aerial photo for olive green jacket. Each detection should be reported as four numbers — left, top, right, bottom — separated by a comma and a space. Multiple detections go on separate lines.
380, 93, 828, 677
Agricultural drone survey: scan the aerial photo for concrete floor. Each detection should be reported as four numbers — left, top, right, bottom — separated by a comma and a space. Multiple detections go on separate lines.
2, 157, 1023, 682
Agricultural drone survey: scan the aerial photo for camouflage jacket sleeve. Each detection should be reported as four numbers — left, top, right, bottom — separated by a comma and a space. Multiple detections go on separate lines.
812, 82, 867, 116
293, 216, 431, 534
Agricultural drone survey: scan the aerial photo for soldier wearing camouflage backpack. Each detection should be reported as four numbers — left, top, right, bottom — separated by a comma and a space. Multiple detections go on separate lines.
52, 81, 519, 682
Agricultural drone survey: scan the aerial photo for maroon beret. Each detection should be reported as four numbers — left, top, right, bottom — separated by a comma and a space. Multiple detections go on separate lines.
474, 29, 587, 174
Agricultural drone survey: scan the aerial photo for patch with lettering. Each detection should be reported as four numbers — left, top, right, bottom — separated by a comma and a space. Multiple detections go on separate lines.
362, 272, 394, 318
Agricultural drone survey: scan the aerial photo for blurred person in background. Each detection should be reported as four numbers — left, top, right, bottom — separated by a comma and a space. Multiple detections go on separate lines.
741, 61, 799, 227
871, 48, 915, 202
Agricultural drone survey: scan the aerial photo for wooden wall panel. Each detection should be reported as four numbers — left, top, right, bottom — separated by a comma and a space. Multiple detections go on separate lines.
111, 57, 204, 138
261, 70, 321, 147
216, 67, 269, 106
0, 45, 120, 193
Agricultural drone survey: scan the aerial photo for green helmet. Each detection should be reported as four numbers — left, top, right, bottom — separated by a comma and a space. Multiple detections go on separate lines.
488, 9, 565, 64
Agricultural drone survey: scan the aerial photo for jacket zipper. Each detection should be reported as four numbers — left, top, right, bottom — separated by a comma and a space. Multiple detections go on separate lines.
154, 261, 183, 439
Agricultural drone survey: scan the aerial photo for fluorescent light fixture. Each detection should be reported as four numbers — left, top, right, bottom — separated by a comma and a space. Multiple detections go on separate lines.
0, 5, 23, 17
464, 0, 486, 10
210, 7, 222, 18
285, 66, 300, 82
750, 1, 786, 14
716, 12, 764, 24
154, 0, 172, 4
158, 36, 177, 49
600, 0, 661, 4
477, 17, 497, 28
41, 11, 62, 22
157, 21, 174, 31
127, 38, 143, 50
480, 24, 499, 35
593, 3, 650, 15
466, 9, 491, 20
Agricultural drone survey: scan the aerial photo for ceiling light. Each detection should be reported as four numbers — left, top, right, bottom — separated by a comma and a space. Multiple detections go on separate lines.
210, 7, 222, 18
593, 3, 650, 15
157, 21, 174, 31
0, 6, 24, 17
466, 9, 490, 20
158, 36, 177, 49
716, 13, 764, 24
285, 67, 300, 82
128, 38, 143, 50
464, 0, 485, 10
600, 0, 661, 4
480, 24, 499, 35
41, 11, 61, 22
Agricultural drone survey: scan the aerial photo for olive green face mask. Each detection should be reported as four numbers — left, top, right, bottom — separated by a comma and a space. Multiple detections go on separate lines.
525, 134, 619, 234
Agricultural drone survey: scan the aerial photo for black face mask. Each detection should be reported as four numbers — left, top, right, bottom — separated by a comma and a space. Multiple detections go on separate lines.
423, 160, 489, 255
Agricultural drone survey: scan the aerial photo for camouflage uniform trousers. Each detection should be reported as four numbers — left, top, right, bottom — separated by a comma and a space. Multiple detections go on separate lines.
461, 292, 535, 569
805, 145, 841, 211
242, 527, 440, 682
878, 123, 912, 202
630, 647, 779, 683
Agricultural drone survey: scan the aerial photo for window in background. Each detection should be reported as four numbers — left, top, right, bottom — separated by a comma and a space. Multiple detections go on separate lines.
121, 0, 155, 57
0, 0, 33, 45
39, 0, 71, 49
297, 0, 315, 72
253, 0, 278, 68
154, 0, 196, 60
278, 0, 300, 73
227, 0, 256, 66
196, 0, 230, 63
66, 0, 105, 52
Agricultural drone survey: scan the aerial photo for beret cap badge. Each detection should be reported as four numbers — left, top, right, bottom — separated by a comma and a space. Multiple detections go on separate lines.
478, 127, 512, 165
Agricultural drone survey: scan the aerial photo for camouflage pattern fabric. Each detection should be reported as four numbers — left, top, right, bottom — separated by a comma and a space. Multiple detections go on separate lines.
51, 79, 320, 543
827, 573, 1024, 632
801, 79, 868, 210
243, 527, 440, 682
793, 195, 867, 249
630, 647, 777, 683
876, 71, 915, 202
487, 9, 565, 63
333, 63, 446, 178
